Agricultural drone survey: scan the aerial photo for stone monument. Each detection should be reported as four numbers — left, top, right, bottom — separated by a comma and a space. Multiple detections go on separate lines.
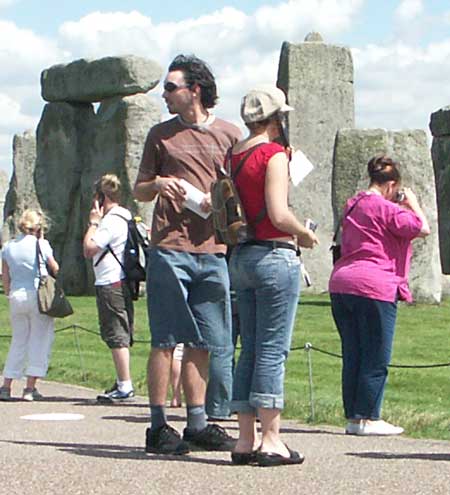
5, 55, 162, 294
277, 32, 355, 291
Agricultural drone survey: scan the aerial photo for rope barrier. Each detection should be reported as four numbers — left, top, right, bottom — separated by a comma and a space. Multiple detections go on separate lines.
2, 325, 450, 369
304, 343, 450, 369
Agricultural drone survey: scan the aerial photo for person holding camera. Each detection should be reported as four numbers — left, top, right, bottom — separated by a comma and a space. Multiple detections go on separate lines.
228, 85, 318, 467
83, 174, 135, 403
329, 155, 430, 436
0, 210, 59, 401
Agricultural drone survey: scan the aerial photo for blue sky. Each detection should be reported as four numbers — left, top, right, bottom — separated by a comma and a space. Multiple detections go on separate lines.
1, 0, 450, 176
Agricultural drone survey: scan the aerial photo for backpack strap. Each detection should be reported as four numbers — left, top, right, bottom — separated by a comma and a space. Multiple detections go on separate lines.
230, 143, 265, 180
93, 213, 129, 268
228, 142, 267, 225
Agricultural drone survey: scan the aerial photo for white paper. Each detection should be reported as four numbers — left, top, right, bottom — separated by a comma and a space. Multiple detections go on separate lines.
289, 150, 314, 186
179, 179, 211, 219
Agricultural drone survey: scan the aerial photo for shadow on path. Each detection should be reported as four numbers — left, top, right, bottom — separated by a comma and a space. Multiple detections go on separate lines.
347, 452, 450, 462
1, 439, 232, 466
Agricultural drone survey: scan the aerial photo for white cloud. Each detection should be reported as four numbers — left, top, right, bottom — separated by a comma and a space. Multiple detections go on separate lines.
0, 20, 66, 85
2, 0, 450, 179
353, 40, 450, 134
0, 0, 18, 7
395, 0, 424, 22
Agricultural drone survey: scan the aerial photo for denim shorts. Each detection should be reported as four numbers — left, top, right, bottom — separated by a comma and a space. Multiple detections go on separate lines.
146, 247, 232, 351
229, 243, 301, 412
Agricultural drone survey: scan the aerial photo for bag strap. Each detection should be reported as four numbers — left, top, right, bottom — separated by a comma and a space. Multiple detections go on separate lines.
36, 239, 46, 279
332, 194, 365, 243
93, 212, 128, 269
227, 142, 267, 225
229, 143, 265, 180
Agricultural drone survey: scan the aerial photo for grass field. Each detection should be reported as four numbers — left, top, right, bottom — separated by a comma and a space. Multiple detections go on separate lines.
0, 293, 449, 440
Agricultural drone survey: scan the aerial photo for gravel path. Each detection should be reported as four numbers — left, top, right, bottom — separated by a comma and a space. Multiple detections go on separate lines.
0, 379, 449, 495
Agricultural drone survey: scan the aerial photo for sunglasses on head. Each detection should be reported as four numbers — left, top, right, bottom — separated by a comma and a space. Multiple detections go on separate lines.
163, 81, 190, 93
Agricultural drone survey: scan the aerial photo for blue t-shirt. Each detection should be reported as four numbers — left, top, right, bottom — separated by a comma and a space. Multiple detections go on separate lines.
2, 234, 54, 291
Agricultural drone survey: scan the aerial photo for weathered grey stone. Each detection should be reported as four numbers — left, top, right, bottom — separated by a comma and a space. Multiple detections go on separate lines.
35, 102, 95, 295
2, 130, 40, 244
333, 128, 441, 303
41, 55, 162, 103
429, 106, 450, 137
304, 32, 323, 42
430, 134, 450, 273
0, 170, 9, 232
32, 95, 161, 295
277, 37, 354, 292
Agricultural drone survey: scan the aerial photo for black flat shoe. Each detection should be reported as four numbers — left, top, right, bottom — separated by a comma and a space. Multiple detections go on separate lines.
256, 447, 305, 467
231, 451, 258, 465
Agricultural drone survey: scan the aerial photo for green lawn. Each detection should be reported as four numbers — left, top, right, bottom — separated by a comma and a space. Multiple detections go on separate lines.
0, 294, 449, 440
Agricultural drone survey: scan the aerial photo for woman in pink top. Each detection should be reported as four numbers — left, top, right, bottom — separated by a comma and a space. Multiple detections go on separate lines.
329, 155, 430, 436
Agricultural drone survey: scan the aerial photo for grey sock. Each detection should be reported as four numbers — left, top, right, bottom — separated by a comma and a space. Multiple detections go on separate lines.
186, 404, 207, 432
150, 405, 167, 431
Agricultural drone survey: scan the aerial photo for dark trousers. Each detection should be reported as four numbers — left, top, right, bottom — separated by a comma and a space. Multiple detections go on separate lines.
330, 293, 397, 420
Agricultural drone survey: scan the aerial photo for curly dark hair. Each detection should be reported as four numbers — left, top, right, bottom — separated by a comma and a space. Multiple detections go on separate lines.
168, 54, 218, 109
367, 155, 401, 184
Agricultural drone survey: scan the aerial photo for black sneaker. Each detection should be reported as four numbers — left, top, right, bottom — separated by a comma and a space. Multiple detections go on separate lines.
97, 389, 135, 404
145, 425, 190, 455
183, 424, 236, 451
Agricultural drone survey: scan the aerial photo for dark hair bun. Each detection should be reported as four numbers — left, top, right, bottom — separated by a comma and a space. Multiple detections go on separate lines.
367, 155, 401, 184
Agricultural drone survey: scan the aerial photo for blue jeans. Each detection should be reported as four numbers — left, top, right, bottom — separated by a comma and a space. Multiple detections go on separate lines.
205, 281, 239, 418
229, 244, 301, 412
330, 293, 397, 420
146, 248, 233, 352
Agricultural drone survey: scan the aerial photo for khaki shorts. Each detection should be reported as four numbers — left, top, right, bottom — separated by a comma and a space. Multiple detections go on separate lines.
95, 281, 134, 349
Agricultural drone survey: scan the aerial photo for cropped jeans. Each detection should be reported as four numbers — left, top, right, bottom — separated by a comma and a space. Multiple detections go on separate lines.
330, 293, 397, 420
229, 243, 301, 413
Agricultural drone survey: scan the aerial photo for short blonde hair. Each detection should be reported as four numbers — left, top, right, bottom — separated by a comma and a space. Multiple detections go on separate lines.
95, 174, 121, 203
18, 209, 48, 235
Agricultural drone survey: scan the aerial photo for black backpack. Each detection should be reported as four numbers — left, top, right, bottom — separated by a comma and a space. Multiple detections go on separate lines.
94, 214, 150, 300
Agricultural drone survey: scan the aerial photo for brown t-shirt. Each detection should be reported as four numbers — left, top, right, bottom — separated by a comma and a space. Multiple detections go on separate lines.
139, 115, 241, 254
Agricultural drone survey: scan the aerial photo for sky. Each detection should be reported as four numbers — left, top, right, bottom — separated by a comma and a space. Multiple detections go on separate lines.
1, 0, 450, 177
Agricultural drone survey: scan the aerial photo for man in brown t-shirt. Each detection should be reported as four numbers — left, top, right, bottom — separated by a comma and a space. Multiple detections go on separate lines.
134, 54, 241, 455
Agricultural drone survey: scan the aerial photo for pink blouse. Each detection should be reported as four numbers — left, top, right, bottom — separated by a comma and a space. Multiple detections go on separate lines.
329, 191, 423, 303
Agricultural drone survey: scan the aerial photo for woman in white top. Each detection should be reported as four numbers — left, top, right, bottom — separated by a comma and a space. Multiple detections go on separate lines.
0, 210, 59, 401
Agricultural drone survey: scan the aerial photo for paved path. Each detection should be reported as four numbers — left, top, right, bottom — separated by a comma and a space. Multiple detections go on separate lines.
0, 379, 449, 495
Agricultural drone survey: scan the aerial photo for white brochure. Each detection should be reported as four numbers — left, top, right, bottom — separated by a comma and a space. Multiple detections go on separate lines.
179, 179, 211, 219
289, 149, 314, 186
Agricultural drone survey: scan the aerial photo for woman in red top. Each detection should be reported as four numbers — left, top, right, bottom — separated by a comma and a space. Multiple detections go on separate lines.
228, 85, 318, 466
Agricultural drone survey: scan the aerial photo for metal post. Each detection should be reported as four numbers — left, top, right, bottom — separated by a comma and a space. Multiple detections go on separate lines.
304, 342, 315, 422
72, 325, 87, 382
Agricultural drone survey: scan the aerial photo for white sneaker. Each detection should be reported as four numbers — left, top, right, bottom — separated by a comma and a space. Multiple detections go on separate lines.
357, 419, 404, 436
345, 421, 362, 435
22, 388, 43, 402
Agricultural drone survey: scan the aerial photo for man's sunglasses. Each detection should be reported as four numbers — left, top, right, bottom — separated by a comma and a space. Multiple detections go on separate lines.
163, 81, 190, 93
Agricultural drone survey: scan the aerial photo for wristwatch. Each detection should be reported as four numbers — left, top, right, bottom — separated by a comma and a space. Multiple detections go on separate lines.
89, 221, 99, 227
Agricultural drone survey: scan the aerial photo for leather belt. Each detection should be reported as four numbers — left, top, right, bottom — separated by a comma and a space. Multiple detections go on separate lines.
109, 280, 123, 288
244, 240, 297, 252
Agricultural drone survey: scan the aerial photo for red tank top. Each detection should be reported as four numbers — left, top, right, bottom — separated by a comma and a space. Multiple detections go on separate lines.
231, 142, 292, 240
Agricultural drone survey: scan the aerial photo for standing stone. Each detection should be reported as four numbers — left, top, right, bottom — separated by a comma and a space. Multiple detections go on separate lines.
34, 95, 161, 295
81, 94, 161, 290
277, 34, 355, 291
430, 106, 450, 273
333, 128, 441, 303
35, 102, 96, 295
41, 55, 162, 103
3, 130, 40, 244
